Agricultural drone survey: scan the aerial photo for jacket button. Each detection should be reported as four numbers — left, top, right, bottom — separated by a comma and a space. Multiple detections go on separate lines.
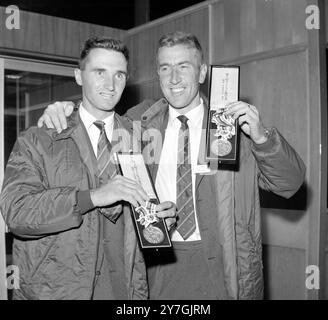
142, 116, 147, 120
96, 271, 101, 276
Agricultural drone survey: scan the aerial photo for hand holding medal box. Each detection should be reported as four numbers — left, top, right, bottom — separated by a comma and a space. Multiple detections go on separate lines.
116, 153, 172, 249
206, 65, 240, 164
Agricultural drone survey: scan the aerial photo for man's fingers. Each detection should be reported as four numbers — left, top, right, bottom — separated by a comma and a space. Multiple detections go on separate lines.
225, 101, 248, 114
44, 109, 63, 132
122, 193, 139, 207
58, 108, 68, 130
37, 116, 45, 128
115, 181, 148, 206
165, 217, 177, 230
238, 114, 249, 126
156, 201, 177, 219
116, 176, 150, 202
156, 201, 175, 212
64, 102, 75, 116
156, 210, 176, 219
43, 114, 55, 129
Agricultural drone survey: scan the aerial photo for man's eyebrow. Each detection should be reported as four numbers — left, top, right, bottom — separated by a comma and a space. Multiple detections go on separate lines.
178, 61, 191, 65
92, 67, 106, 72
158, 62, 169, 68
117, 70, 128, 75
91, 68, 127, 75
159, 61, 191, 67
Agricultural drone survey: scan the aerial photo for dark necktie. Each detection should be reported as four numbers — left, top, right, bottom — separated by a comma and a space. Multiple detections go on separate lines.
175, 115, 196, 240
94, 120, 121, 223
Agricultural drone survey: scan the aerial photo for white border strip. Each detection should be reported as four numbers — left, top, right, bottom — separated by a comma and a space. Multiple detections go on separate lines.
0, 58, 8, 300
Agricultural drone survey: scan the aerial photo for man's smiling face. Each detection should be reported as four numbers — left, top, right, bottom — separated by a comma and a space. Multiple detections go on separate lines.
157, 44, 207, 114
75, 48, 128, 119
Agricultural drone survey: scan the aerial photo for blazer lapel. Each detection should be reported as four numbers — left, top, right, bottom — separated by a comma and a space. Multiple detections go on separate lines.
195, 104, 209, 191
151, 110, 169, 181
141, 100, 169, 182
71, 113, 98, 185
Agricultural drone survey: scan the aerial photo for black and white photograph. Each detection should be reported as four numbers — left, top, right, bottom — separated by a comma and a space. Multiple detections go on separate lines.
0, 0, 325, 307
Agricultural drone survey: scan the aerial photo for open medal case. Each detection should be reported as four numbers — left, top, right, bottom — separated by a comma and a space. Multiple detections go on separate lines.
116, 153, 172, 249
206, 65, 240, 164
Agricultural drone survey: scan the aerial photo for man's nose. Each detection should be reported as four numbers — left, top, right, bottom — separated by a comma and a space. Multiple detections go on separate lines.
103, 75, 115, 91
170, 68, 181, 84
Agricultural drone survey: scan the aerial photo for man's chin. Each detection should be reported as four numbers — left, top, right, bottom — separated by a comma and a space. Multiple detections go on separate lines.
167, 100, 188, 110
99, 103, 116, 112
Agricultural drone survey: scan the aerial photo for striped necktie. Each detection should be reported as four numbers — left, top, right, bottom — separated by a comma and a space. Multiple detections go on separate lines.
94, 120, 115, 182
94, 120, 121, 223
175, 115, 196, 240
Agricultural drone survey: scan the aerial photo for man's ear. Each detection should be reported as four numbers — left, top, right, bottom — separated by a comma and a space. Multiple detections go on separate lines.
74, 68, 82, 86
199, 64, 207, 84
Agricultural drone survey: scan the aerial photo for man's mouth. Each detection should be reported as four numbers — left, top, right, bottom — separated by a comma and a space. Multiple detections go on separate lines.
100, 92, 114, 99
170, 87, 185, 95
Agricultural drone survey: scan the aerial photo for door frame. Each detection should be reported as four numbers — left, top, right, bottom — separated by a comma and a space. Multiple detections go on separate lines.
0, 57, 76, 300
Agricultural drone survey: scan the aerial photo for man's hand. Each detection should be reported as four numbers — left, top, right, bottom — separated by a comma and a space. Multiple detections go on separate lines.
225, 101, 268, 144
90, 175, 150, 208
155, 201, 177, 231
37, 101, 75, 133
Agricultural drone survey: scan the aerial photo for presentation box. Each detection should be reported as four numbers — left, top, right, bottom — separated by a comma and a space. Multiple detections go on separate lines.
206, 65, 240, 164
116, 153, 172, 250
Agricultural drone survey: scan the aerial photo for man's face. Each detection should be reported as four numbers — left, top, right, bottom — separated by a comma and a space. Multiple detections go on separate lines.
75, 48, 128, 119
157, 44, 207, 114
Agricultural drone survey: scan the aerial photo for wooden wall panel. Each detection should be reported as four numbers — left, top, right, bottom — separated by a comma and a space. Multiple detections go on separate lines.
40, 15, 80, 57
263, 245, 306, 300
79, 23, 125, 44
238, 51, 308, 160
261, 209, 307, 249
125, 6, 209, 102
0, 8, 41, 52
211, 0, 308, 61
240, 0, 257, 56
0, 6, 125, 59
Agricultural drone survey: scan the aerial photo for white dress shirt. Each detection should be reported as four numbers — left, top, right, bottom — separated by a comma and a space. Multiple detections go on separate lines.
79, 105, 115, 157
155, 100, 204, 241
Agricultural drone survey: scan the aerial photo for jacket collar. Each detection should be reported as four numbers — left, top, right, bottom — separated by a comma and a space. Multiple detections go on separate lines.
49, 104, 131, 141
140, 98, 169, 131
141, 92, 208, 129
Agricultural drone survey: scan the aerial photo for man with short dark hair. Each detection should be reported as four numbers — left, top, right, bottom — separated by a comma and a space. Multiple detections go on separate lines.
0, 37, 176, 300
37, 31, 305, 300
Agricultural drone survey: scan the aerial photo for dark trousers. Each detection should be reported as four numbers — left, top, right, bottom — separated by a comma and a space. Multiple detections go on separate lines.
145, 240, 227, 300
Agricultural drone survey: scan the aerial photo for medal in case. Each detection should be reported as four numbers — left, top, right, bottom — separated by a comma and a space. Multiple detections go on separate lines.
116, 153, 172, 250
206, 66, 240, 164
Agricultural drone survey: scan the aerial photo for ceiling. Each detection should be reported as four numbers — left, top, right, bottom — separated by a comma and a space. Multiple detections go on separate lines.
1, 0, 204, 30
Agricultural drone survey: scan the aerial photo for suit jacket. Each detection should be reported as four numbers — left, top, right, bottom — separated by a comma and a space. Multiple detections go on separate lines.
124, 97, 306, 299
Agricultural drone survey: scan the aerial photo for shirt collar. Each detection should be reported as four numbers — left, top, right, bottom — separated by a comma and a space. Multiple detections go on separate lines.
79, 103, 115, 131
168, 98, 204, 128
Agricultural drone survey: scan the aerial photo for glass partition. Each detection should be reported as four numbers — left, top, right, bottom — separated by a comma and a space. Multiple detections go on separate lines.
4, 69, 80, 163
0, 58, 79, 300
